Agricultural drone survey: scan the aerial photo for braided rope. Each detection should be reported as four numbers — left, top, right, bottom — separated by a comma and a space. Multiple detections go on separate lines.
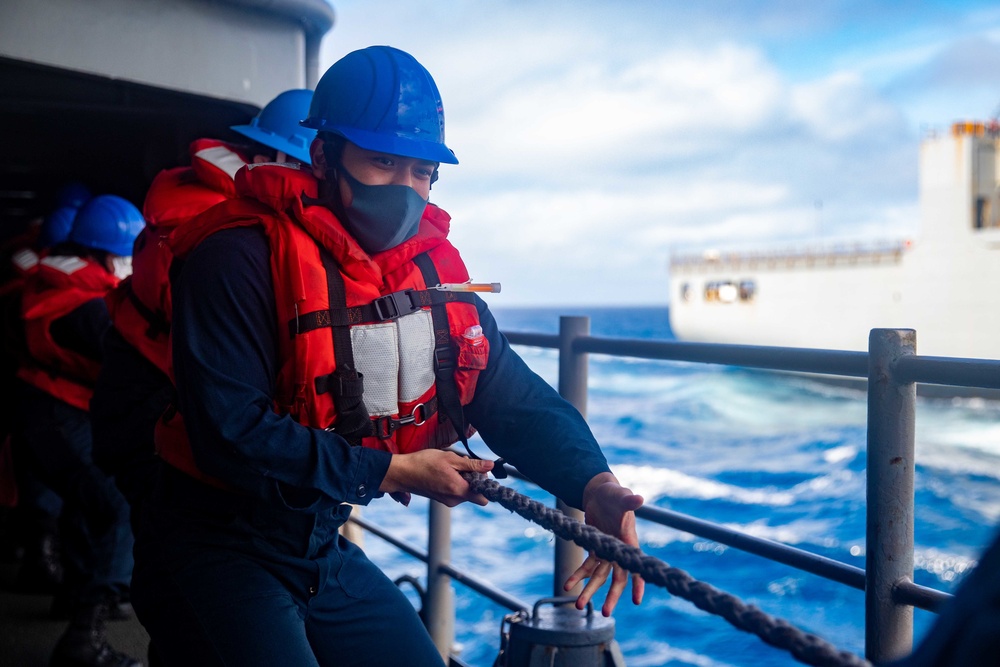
463, 473, 872, 667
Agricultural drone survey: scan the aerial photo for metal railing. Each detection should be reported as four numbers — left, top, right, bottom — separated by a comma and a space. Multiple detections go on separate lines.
348, 317, 1000, 665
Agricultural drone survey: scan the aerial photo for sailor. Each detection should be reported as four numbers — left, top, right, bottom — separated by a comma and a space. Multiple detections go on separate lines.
13, 194, 145, 667
129, 46, 644, 667
90, 89, 316, 532
1, 188, 90, 594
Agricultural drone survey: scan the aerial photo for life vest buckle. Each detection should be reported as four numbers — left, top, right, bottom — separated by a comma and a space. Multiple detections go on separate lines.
410, 402, 427, 427
434, 347, 455, 372
372, 289, 419, 322
372, 403, 429, 439
373, 416, 394, 439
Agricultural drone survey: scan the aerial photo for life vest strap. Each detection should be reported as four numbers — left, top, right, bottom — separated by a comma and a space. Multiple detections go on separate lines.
317, 246, 374, 445
414, 255, 465, 436
372, 397, 438, 439
123, 279, 171, 339
314, 366, 364, 398
413, 253, 506, 478
287, 289, 474, 338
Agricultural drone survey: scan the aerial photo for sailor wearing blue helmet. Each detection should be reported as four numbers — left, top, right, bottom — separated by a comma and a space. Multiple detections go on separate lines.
89, 87, 316, 531
131, 46, 644, 667
14, 194, 145, 667
230, 88, 317, 165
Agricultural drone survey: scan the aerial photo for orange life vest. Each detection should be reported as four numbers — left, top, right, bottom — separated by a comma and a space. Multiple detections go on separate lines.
105, 139, 251, 376
0, 246, 44, 371
17, 255, 119, 410
0, 246, 39, 299
156, 163, 489, 487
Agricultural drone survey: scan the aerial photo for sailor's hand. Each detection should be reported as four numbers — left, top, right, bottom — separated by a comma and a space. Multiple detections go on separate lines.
563, 472, 645, 616
380, 449, 494, 507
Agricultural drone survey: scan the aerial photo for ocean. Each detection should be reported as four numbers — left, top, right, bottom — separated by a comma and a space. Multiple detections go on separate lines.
358, 305, 1000, 667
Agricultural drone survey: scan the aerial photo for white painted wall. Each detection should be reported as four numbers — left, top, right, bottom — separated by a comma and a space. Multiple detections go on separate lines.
0, 0, 308, 107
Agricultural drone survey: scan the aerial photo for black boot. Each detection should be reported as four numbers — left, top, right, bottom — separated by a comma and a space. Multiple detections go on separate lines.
0, 506, 26, 562
103, 590, 135, 622
15, 517, 64, 594
52, 590, 132, 622
49, 602, 143, 667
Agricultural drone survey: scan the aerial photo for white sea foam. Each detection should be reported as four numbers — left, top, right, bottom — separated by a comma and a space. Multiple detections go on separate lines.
918, 422, 1000, 464
788, 469, 862, 500
717, 518, 842, 547
915, 440, 1000, 482
619, 640, 736, 667
823, 444, 858, 464
612, 463, 797, 506
372, 309, 1000, 667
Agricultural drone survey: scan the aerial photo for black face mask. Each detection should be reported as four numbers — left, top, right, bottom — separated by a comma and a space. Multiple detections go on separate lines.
338, 166, 428, 254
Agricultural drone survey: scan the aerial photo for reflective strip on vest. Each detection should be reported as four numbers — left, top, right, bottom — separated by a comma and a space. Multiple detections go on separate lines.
12, 248, 39, 272
351, 309, 436, 418
193, 146, 245, 180
40, 255, 88, 275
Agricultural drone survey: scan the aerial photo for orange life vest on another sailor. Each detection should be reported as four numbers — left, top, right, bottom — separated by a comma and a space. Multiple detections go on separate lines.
105, 139, 252, 376
155, 163, 489, 487
17, 255, 119, 411
0, 221, 44, 299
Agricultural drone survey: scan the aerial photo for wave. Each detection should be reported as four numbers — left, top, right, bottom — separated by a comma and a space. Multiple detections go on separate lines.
614, 464, 796, 506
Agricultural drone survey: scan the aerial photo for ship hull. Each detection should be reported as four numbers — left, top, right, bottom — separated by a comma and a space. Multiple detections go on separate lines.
669, 125, 1000, 361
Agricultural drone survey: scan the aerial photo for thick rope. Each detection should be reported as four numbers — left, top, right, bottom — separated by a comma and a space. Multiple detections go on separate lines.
463, 472, 872, 667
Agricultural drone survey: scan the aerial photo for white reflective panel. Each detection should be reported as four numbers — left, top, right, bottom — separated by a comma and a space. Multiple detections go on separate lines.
194, 146, 245, 180
351, 322, 399, 416
397, 309, 435, 403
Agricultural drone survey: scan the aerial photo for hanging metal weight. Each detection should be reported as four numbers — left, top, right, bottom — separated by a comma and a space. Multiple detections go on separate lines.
494, 596, 625, 667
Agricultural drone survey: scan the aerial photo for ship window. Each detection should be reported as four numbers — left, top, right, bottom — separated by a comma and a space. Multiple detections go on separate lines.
717, 281, 738, 303
705, 281, 740, 303
739, 280, 756, 301
680, 282, 691, 302
975, 196, 986, 229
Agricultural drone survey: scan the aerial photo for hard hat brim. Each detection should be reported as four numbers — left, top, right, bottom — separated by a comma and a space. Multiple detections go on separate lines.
303, 122, 459, 165
230, 124, 314, 165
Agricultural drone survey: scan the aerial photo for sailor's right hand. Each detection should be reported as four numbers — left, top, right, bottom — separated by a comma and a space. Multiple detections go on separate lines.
380, 450, 494, 507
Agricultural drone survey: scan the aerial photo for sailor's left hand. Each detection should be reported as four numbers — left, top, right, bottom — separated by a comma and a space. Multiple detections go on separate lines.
563, 472, 645, 617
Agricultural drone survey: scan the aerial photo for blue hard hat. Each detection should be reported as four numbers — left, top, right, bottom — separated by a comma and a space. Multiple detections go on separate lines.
69, 195, 145, 257
54, 181, 91, 209
300, 46, 458, 165
38, 206, 79, 248
230, 89, 317, 164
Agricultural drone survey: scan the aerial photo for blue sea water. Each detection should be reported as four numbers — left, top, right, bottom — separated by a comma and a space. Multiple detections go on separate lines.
359, 305, 1000, 667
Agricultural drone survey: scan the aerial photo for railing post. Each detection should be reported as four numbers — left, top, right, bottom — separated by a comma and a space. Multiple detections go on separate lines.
865, 328, 916, 662
425, 501, 454, 662
556, 316, 589, 597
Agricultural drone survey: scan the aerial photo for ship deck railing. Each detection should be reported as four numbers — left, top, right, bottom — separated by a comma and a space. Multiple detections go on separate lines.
347, 318, 1000, 666
669, 239, 910, 269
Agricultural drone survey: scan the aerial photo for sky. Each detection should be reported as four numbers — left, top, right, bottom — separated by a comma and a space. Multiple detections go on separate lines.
317, 1, 1000, 306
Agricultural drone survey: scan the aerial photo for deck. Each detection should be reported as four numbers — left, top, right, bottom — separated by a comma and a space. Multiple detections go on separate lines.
0, 560, 151, 667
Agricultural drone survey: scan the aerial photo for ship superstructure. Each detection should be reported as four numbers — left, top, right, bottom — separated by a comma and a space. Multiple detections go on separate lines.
668, 121, 1000, 359
0, 0, 333, 223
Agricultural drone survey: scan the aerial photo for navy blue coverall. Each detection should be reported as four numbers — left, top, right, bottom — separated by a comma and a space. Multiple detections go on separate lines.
13, 296, 133, 611
131, 226, 611, 666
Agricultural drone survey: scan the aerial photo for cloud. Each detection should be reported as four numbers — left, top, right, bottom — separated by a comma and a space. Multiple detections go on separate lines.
319, 0, 1000, 305
881, 35, 1000, 122
790, 72, 906, 142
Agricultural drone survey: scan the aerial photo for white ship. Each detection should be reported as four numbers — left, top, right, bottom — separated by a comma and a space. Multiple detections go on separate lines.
668, 120, 1000, 360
